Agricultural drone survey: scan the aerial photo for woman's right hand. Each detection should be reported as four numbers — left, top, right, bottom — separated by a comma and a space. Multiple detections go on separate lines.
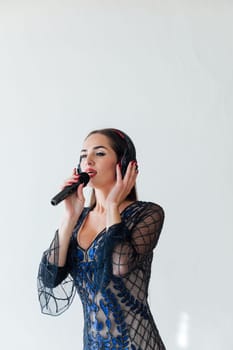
61, 168, 85, 221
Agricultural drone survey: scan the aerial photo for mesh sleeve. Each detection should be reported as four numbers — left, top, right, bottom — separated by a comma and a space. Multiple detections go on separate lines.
37, 230, 76, 316
112, 203, 164, 276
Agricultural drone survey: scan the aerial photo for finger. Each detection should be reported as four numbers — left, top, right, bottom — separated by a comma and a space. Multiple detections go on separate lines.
134, 161, 139, 173
72, 174, 79, 181
123, 160, 135, 181
132, 161, 139, 176
125, 161, 138, 188
130, 161, 139, 176
61, 181, 73, 189
77, 183, 85, 201
127, 172, 137, 191
116, 163, 123, 182
65, 175, 79, 184
61, 174, 79, 189
131, 163, 139, 181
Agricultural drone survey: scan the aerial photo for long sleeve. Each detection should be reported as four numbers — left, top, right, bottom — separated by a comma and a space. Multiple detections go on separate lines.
112, 202, 164, 276
37, 230, 76, 316
96, 202, 164, 289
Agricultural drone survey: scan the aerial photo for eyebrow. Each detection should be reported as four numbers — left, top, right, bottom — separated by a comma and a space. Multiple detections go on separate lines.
80, 145, 108, 153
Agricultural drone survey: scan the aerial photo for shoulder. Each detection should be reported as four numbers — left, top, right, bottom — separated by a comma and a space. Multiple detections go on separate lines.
133, 202, 165, 242
122, 201, 164, 225
139, 202, 164, 224
134, 201, 164, 217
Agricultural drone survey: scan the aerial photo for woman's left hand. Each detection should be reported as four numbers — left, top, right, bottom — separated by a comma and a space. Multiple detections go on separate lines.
106, 161, 138, 208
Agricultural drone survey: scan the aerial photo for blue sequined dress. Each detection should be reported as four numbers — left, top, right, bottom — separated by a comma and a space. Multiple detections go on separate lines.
38, 201, 166, 349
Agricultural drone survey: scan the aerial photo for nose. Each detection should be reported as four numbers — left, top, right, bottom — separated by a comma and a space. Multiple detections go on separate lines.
85, 154, 95, 166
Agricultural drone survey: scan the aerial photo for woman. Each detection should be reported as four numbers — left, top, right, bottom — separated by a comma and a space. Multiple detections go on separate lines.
37, 128, 166, 350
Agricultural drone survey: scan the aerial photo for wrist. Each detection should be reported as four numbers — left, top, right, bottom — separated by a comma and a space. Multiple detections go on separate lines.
106, 204, 121, 228
106, 202, 120, 212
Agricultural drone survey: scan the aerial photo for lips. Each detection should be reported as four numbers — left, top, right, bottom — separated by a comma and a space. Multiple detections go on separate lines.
85, 168, 97, 178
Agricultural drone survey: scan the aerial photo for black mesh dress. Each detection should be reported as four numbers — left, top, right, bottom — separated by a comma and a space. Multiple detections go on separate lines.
38, 201, 166, 350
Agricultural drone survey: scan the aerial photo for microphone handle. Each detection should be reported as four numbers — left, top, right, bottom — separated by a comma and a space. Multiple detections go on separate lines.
51, 182, 80, 206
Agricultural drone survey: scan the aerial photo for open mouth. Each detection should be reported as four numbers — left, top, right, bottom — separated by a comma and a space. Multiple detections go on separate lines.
86, 171, 97, 178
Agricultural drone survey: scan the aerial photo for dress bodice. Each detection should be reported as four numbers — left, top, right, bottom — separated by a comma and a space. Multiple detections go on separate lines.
38, 201, 166, 350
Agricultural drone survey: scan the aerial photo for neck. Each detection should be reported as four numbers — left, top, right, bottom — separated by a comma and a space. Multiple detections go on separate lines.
92, 188, 110, 213
91, 188, 131, 214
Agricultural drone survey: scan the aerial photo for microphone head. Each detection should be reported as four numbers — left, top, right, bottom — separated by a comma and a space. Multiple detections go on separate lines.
79, 172, 90, 186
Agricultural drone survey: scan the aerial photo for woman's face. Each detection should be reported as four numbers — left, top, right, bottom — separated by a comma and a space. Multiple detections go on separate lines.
79, 133, 118, 189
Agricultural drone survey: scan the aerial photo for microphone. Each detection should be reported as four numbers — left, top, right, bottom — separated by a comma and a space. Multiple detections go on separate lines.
51, 172, 90, 206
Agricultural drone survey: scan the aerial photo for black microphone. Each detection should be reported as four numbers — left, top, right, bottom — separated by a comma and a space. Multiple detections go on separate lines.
51, 172, 90, 206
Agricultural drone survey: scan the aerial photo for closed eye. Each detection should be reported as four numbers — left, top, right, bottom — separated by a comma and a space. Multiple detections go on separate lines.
96, 152, 106, 156
79, 154, 87, 161
79, 151, 106, 161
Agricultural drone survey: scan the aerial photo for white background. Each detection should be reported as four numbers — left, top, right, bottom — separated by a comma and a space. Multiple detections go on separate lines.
0, 1, 232, 349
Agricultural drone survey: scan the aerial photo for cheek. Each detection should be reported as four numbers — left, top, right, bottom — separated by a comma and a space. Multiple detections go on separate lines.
103, 161, 117, 176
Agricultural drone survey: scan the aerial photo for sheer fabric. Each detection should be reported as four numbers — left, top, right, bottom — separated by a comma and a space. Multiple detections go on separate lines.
38, 201, 166, 349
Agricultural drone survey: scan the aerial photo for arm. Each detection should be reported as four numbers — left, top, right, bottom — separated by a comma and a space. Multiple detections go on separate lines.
39, 200, 84, 289
42, 168, 86, 277
37, 169, 85, 315
37, 230, 76, 315
38, 228, 73, 289
47, 216, 78, 268
105, 161, 138, 228
111, 202, 165, 276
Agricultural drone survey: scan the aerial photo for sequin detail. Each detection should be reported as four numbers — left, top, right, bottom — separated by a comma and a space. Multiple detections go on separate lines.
38, 201, 166, 349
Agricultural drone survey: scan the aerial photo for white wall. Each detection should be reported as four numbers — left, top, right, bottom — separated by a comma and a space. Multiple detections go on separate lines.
0, 1, 232, 349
